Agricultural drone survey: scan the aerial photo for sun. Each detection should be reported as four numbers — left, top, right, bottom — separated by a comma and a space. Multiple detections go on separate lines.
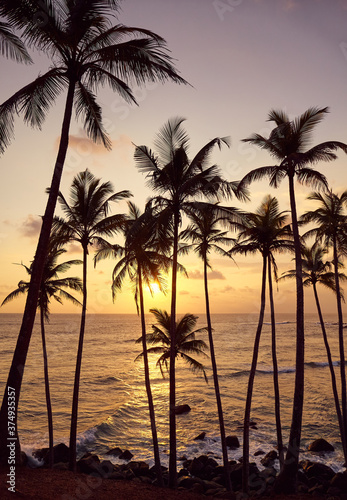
148, 282, 161, 294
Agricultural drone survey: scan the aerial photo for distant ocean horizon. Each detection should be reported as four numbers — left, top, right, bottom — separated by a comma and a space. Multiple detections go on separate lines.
0, 312, 345, 472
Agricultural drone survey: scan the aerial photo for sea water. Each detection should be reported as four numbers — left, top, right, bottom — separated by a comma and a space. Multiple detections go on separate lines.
0, 312, 345, 472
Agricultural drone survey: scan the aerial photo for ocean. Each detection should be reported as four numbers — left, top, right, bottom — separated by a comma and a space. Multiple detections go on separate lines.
0, 312, 345, 472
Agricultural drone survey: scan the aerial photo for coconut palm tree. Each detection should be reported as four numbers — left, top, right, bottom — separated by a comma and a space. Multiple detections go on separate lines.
1, 240, 82, 467
136, 308, 209, 382
0, 0, 187, 463
238, 107, 347, 493
280, 242, 347, 463
94, 201, 177, 486
52, 169, 130, 470
180, 202, 237, 492
229, 195, 293, 494
134, 116, 248, 487
299, 190, 347, 460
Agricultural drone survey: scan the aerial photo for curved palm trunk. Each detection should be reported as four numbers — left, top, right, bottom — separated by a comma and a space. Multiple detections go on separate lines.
0, 81, 75, 465
40, 307, 54, 468
242, 255, 267, 494
276, 172, 304, 494
268, 256, 283, 470
203, 259, 232, 492
69, 244, 88, 471
312, 282, 347, 461
332, 239, 347, 449
138, 267, 163, 486
168, 209, 179, 489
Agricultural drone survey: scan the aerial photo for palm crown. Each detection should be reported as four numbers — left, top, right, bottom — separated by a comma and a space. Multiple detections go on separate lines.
136, 308, 209, 382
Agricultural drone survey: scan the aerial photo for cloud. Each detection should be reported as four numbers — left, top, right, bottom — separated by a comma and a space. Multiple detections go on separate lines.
188, 269, 226, 280
179, 290, 189, 295
67, 134, 110, 156
19, 215, 41, 239
188, 270, 203, 280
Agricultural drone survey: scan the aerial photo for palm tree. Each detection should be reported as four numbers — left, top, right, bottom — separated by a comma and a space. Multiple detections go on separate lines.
94, 201, 176, 486
1, 240, 82, 467
238, 107, 347, 493
52, 169, 130, 470
299, 191, 347, 460
0, 0, 187, 464
180, 202, 236, 492
229, 195, 293, 494
134, 116, 248, 488
280, 242, 347, 463
136, 308, 209, 382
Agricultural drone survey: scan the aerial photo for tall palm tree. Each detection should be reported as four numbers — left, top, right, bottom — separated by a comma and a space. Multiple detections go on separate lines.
134, 116, 248, 488
52, 169, 130, 470
0, 0, 187, 464
180, 202, 237, 492
94, 201, 176, 486
238, 107, 347, 493
280, 242, 347, 463
229, 195, 293, 494
136, 308, 209, 382
299, 191, 347, 460
1, 241, 82, 467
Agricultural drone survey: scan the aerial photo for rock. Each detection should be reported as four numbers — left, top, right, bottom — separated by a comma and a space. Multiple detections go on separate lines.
127, 461, 150, 477
177, 475, 198, 489
106, 446, 123, 457
260, 449, 278, 466
178, 455, 188, 461
119, 449, 133, 460
194, 432, 206, 441
308, 438, 335, 452
33, 443, 70, 465
225, 435, 240, 449
254, 449, 265, 456
99, 459, 116, 477
77, 454, 101, 475
302, 460, 335, 481
330, 471, 347, 491
175, 404, 191, 415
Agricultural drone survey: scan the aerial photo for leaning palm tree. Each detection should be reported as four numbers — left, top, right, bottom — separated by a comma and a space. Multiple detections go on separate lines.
180, 202, 236, 492
134, 116, 248, 488
280, 242, 347, 463
136, 308, 209, 383
299, 190, 347, 460
52, 169, 130, 471
94, 201, 176, 486
1, 241, 82, 467
229, 195, 293, 494
238, 107, 347, 493
0, 0, 187, 463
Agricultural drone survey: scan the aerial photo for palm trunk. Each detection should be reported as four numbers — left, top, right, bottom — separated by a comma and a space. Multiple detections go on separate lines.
69, 244, 88, 471
168, 209, 179, 489
275, 172, 304, 494
332, 239, 347, 450
268, 256, 283, 470
312, 282, 347, 462
40, 307, 54, 468
138, 267, 163, 486
0, 80, 75, 465
242, 254, 267, 494
203, 258, 232, 491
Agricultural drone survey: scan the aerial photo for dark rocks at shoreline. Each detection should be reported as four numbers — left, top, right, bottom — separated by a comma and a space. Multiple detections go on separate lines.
174, 404, 191, 415
194, 432, 206, 441
33, 443, 69, 465
308, 438, 335, 452
225, 435, 240, 449
30, 442, 347, 498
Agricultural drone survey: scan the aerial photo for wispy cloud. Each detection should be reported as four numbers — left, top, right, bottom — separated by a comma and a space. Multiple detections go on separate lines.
188, 269, 226, 280
19, 215, 41, 239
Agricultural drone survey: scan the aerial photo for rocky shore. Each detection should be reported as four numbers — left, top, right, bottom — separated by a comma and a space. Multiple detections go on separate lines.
1, 438, 346, 499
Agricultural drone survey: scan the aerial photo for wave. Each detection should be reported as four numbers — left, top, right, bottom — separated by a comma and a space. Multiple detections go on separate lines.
224, 360, 342, 378
263, 321, 293, 325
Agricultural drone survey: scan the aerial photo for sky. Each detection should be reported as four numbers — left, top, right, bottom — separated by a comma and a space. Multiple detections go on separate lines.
1, 0, 347, 316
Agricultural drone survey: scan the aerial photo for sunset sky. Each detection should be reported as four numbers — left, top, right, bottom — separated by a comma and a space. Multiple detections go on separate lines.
1, 0, 347, 316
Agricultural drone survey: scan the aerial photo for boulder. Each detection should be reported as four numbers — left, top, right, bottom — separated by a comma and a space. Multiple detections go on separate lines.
194, 432, 206, 441
225, 435, 240, 449
254, 449, 265, 456
260, 449, 278, 466
119, 449, 133, 460
33, 443, 70, 465
301, 460, 335, 481
330, 471, 347, 491
175, 404, 191, 415
77, 454, 101, 475
308, 438, 334, 452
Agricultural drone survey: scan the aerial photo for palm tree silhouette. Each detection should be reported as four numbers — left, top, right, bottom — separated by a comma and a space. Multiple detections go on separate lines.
52, 169, 130, 470
136, 308, 209, 382
134, 116, 247, 488
229, 195, 293, 494
280, 242, 347, 463
1, 240, 82, 467
180, 202, 236, 491
0, 1, 187, 462
299, 190, 347, 461
94, 201, 175, 486
238, 107, 347, 493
